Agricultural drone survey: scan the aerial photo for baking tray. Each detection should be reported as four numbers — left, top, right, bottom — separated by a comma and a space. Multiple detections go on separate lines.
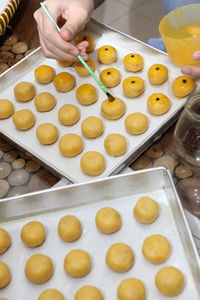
0, 19, 199, 183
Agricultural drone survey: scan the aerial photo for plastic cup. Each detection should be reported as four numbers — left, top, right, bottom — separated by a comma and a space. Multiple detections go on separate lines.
159, 4, 200, 67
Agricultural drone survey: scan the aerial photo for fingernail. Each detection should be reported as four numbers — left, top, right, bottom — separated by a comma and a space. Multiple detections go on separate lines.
69, 49, 79, 56
181, 66, 191, 75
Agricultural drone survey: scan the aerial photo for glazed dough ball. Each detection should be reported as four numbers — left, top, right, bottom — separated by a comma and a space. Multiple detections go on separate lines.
101, 98, 126, 120
133, 196, 159, 224
0, 262, 11, 288
14, 81, 36, 102
123, 53, 144, 72
76, 84, 97, 105
0, 229, 11, 254
75, 58, 96, 76
53, 72, 75, 92
95, 207, 121, 234
36, 123, 59, 145
122, 77, 144, 98
172, 75, 196, 98
75, 285, 104, 300
155, 266, 185, 296
59, 134, 83, 157
98, 45, 117, 64
34, 92, 56, 112
117, 278, 146, 300
38, 289, 65, 300
57, 60, 73, 67
13, 109, 35, 131
34, 65, 55, 84
75, 34, 95, 53
0, 99, 14, 119
21, 221, 46, 248
58, 104, 80, 126
125, 113, 148, 135
100, 68, 121, 88
104, 134, 127, 157
148, 64, 168, 85
81, 116, 104, 138
106, 243, 134, 272
147, 93, 171, 115
64, 249, 91, 277
80, 151, 105, 176
58, 215, 82, 242
25, 254, 54, 284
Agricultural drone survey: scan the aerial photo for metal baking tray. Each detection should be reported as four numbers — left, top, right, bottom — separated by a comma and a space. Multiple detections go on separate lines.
0, 19, 199, 183
0, 167, 199, 299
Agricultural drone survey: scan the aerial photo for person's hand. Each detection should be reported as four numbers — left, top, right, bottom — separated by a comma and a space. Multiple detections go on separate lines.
34, 0, 94, 61
181, 51, 200, 79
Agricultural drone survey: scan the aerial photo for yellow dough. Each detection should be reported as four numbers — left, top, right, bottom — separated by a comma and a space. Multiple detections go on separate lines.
34, 65, 55, 84
98, 45, 117, 64
104, 134, 127, 157
122, 77, 144, 98
36, 123, 58, 145
0, 99, 14, 119
106, 243, 134, 272
75, 58, 96, 76
0, 262, 11, 288
172, 75, 196, 98
75, 286, 104, 300
0, 228, 11, 254
53, 72, 75, 92
95, 207, 121, 234
75, 34, 95, 53
13, 109, 35, 131
101, 98, 126, 120
123, 53, 144, 72
21, 221, 46, 248
14, 81, 36, 102
100, 68, 121, 88
76, 84, 97, 105
57, 60, 73, 67
117, 278, 146, 300
34, 92, 56, 112
80, 151, 105, 176
58, 215, 82, 242
81, 116, 104, 138
58, 104, 80, 126
133, 196, 159, 224
59, 134, 83, 157
125, 113, 148, 135
155, 266, 185, 296
38, 289, 65, 300
148, 64, 168, 85
147, 93, 171, 115
25, 254, 54, 284
64, 249, 91, 277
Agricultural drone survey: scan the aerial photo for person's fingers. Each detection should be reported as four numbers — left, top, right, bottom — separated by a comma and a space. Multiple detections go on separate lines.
181, 65, 200, 79
193, 51, 200, 60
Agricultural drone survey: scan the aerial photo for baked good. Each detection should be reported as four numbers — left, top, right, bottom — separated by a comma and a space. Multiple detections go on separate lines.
80, 151, 105, 176
155, 266, 185, 296
106, 243, 134, 272
81, 116, 104, 138
21, 221, 46, 248
13, 109, 35, 130
0, 99, 14, 119
172, 75, 196, 98
64, 249, 91, 277
101, 98, 126, 120
122, 76, 144, 98
100, 68, 121, 88
75, 58, 96, 76
123, 53, 144, 72
0, 261, 11, 288
95, 207, 121, 234
133, 196, 159, 224
34, 92, 56, 112
59, 134, 83, 157
57, 60, 73, 67
148, 64, 168, 84
36, 123, 59, 145
58, 104, 80, 126
76, 84, 97, 105
53, 72, 75, 92
104, 134, 127, 156
58, 215, 82, 242
0, 228, 11, 254
75, 286, 104, 300
75, 34, 95, 53
34, 65, 55, 84
38, 289, 64, 300
98, 45, 117, 64
147, 93, 171, 115
14, 81, 36, 101
125, 113, 148, 135
117, 278, 146, 300
25, 254, 54, 284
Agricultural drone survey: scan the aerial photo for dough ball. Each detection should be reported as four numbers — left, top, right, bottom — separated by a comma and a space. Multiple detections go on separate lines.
21, 221, 46, 248
34, 65, 55, 84
125, 113, 148, 135
148, 64, 168, 85
58, 104, 80, 126
155, 266, 185, 296
75, 34, 95, 53
75, 58, 96, 76
0, 228, 11, 254
123, 53, 144, 72
58, 215, 82, 242
64, 249, 91, 277
75, 285, 104, 300
104, 134, 127, 156
133, 196, 159, 224
172, 75, 196, 98
38, 289, 64, 300
59, 134, 83, 157
147, 93, 171, 115
53, 72, 75, 92
0, 261, 11, 288
98, 45, 117, 64
25, 254, 54, 284
0, 99, 14, 119
101, 98, 126, 120
76, 83, 97, 105
117, 278, 146, 300
34, 92, 56, 112
100, 68, 121, 88
36, 123, 59, 145
81, 116, 104, 138
122, 77, 144, 98
14, 81, 36, 102
13, 109, 35, 131
106, 243, 134, 272
95, 207, 121, 234
80, 151, 105, 176
57, 60, 73, 67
